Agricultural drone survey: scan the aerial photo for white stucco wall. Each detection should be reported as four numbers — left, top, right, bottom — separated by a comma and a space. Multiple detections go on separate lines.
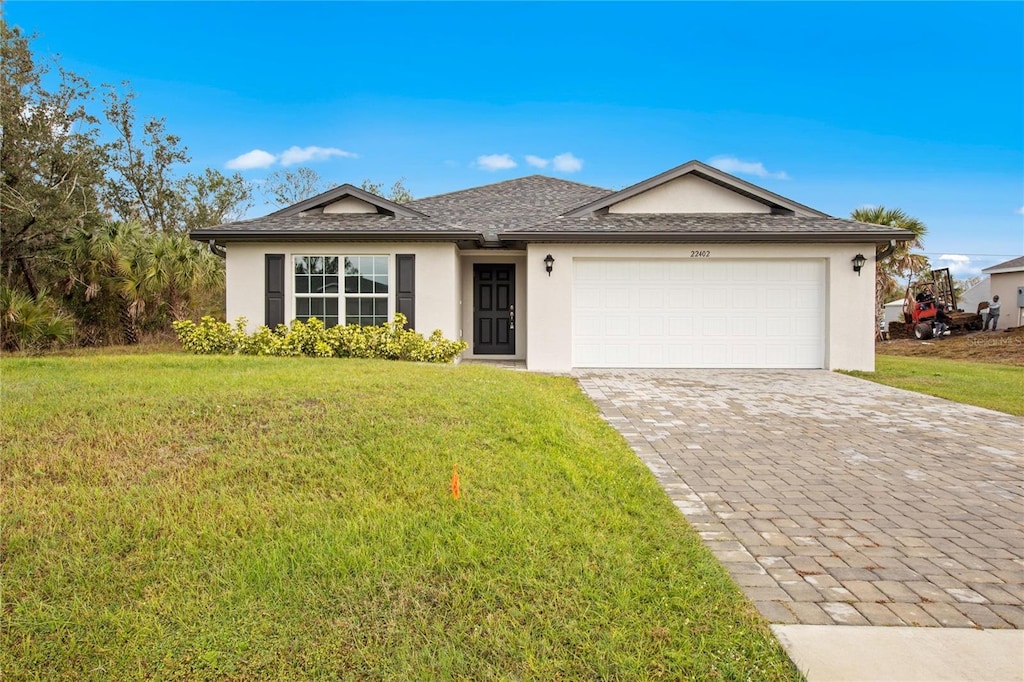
990, 271, 1024, 327
321, 196, 378, 214
608, 175, 772, 214
458, 251, 528, 360
223, 241, 460, 339
882, 300, 907, 325
525, 242, 877, 372
957, 278, 990, 315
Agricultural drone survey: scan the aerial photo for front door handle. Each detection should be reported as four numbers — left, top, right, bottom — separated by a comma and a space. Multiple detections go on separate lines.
509, 304, 515, 331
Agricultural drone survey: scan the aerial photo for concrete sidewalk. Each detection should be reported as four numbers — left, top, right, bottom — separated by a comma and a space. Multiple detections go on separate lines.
773, 625, 1024, 681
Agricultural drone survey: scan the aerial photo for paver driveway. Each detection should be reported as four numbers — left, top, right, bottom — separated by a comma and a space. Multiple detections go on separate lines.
576, 370, 1024, 629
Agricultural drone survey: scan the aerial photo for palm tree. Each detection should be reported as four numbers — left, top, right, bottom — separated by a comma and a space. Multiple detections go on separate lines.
60, 221, 150, 344
146, 231, 223, 321
850, 206, 929, 329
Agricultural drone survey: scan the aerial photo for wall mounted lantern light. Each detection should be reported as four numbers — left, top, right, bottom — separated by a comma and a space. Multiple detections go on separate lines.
852, 253, 867, 276
544, 254, 555, 276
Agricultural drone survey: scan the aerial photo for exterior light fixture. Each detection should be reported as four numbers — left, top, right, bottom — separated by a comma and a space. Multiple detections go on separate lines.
852, 253, 867, 276
544, 254, 555, 276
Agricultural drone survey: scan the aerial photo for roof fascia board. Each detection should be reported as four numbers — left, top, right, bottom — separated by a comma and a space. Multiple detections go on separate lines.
189, 229, 478, 242
982, 266, 1024, 275
561, 160, 829, 219
268, 184, 428, 219
497, 230, 914, 244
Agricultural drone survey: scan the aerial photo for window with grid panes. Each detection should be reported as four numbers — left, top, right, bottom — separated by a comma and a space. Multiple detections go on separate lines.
293, 255, 388, 327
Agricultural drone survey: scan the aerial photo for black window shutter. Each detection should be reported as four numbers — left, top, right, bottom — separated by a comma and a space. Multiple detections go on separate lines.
396, 254, 415, 329
265, 254, 285, 327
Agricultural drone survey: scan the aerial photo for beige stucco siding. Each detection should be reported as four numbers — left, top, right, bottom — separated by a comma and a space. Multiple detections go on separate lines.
608, 175, 771, 214
525, 242, 877, 372
321, 196, 378, 214
990, 271, 1024, 327
224, 241, 459, 338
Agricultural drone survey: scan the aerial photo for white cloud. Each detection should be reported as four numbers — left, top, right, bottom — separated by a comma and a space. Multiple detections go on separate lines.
552, 152, 583, 173
226, 149, 277, 170
1015, 205, 1024, 215
525, 155, 549, 168
936, 254, 978, 277
708, 155, 789, 180
279, 145, 356, 166
476, 153, 517, 171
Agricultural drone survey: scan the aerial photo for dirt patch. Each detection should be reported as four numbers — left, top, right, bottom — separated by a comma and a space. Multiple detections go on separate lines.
877, 326, 1024, 366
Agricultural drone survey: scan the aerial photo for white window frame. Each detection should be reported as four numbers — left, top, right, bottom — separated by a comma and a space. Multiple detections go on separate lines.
293, 254, 390, 327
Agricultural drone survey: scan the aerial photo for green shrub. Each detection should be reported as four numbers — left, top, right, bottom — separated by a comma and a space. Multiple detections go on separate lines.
172, 313, 467, 363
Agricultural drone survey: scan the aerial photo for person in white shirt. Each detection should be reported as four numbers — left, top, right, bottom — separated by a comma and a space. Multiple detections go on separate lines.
984, 295, 1001, 331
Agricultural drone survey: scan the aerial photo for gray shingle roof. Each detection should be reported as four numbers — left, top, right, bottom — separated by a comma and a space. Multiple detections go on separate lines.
191, 171, 913, 244
191, 213, 475, 240
982, 255, 1024, 273
406, 175, 612, 240
506, 214, 915, 238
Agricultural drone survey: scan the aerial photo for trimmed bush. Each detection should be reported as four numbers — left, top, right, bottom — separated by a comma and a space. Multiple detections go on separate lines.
173, 314, 467, 363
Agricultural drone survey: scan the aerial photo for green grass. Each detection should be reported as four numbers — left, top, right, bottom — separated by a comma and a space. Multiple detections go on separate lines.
1, 354, 800, 681
845, 355, 1024, 416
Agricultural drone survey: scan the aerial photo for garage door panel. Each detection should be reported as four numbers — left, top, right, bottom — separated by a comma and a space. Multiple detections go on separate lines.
668, 316, 694, 336
640, 262, 666, 280
638, 316, 664, 337
606, 289, 630, 309
732, 286, 758, 309
703, 262, 729, 281
701, 344, 729, 366
638, 288, 665, 309
729, 316, 758, 337
667, 289, 695, 309
795, 288, 821, 309
667, 261, 694, 281
605, 262, 633, 281
575, 287, 602, 309
702, 316, 728, 336
730, 343, 758, 366
573, 258, 824, 368
605, 315, 631, 336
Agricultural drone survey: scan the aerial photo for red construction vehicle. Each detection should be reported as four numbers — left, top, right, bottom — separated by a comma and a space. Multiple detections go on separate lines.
902, 268, 983, 340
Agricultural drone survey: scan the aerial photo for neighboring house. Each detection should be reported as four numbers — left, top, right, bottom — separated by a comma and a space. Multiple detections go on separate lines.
192, 160, 912, 372
957, 277, 991, 316
882, 299, 907, 326
981, 256, 1024, 328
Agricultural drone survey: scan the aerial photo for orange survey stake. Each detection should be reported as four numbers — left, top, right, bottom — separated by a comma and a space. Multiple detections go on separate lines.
450, 464, 461, 500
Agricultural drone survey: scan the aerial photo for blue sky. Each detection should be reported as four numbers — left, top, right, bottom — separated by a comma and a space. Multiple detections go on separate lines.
10, 1, 1023, 276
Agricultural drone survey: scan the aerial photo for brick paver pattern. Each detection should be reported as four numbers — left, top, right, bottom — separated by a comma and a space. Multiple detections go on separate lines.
576, 370, 1024, 628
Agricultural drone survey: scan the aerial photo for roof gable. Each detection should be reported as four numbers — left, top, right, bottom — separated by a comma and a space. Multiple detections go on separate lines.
269, 184, 428, 219
562, 160, 829, 218
982, 255, 1024, 274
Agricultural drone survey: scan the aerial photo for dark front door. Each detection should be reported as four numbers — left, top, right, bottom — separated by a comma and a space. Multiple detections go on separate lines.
474, 264, 515, 355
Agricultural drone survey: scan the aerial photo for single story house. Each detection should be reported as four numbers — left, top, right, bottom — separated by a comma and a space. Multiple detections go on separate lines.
882, 299, 907, 326
981, 256, 1024, 328
957, 277, 991, 317
192, 160, 913, 372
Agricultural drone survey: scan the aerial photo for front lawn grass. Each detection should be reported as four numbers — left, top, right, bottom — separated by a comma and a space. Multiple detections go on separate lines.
1, 354, 800, 680
846, 355, 1024, 416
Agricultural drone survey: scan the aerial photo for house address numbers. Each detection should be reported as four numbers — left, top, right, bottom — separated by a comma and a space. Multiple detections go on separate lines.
690, 250, 711, 258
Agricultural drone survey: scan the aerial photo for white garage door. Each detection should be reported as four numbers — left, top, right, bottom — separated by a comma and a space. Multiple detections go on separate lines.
573, 259, 825, 368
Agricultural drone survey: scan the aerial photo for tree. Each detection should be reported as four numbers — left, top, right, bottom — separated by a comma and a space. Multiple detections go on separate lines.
850, 206, 929, 329
264, 167, 327, 207
0, 21, 106, 299
180, 168, 252, 230
61, 222, 224, 343
102, 87, 252, 231
360, 177, 413, 203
